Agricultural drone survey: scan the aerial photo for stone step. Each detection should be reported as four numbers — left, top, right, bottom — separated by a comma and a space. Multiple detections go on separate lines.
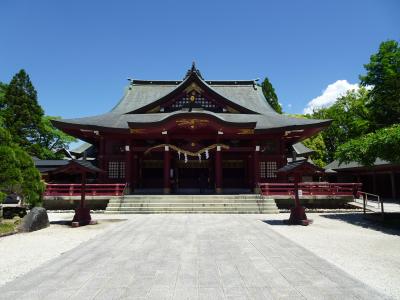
105, 211, 276, 214
106, 202, 278, 208
107, 199, 274, 204
108, 197, 268, 204
106, 207, 277, 211
112, 194, 262, 200
105, 194, 279, 214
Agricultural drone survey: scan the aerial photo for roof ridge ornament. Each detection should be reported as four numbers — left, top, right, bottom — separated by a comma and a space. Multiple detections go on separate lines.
184, 61, 204, 80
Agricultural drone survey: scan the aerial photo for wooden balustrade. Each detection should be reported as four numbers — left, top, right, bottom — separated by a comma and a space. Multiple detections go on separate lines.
44, 183, 126, 196
258, 182, 362, 197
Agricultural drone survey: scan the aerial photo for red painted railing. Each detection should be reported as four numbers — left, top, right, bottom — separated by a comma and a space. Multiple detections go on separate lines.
44, 183, 126, 196
259, 182, 362, 197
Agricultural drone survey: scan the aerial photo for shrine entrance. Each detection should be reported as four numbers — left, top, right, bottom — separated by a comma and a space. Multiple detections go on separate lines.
175, 160, 211, 193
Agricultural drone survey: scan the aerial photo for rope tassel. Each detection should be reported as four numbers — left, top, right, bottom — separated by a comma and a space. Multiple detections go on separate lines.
144, 143, 229, 156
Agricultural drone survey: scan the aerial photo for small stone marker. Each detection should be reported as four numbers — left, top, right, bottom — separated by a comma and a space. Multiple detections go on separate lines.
20, 207, 50, 232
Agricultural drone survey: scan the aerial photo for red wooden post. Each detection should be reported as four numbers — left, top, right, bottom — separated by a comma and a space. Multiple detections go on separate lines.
215, 145, 222, 193
163, 145, 171, 194
98, 136, 106, 181
132, 153, 137, 190
72, 171, 91, 226
253, 145, 260, 192
125, 142, 132, 194
80, 172, 86, 209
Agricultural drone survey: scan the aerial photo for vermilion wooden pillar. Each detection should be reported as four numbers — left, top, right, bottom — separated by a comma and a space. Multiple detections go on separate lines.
163, 145, 171, 194
215, 146, 222, 194
99, 136, 106, 181
125, 142, 132, 194
132, 153, 137, 191
253, 145, 260, 192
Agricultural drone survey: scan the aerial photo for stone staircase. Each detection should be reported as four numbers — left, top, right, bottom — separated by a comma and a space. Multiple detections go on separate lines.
105, 194, 279, 214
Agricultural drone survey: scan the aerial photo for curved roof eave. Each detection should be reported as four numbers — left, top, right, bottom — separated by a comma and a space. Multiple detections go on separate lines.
51, 111, 331, 134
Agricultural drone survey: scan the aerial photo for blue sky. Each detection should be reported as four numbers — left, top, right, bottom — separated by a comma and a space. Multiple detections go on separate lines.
1, 0, 399, 117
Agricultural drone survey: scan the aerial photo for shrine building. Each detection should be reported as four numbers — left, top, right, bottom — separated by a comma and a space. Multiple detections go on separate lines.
52, 64, 331, 194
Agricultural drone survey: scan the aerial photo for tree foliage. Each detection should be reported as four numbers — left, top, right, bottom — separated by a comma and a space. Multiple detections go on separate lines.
312, 40, 400, 167
360, 40, 400, 127
0, 125, 44, 206
312, 87, 371, 162
0, 70, 75, 205
261, 77, 283, 114
335, 124, 400, 166
33, 116, 77, 159
1, 70, 76, 159
3, 70, 44, 150
302, 134, 328, 168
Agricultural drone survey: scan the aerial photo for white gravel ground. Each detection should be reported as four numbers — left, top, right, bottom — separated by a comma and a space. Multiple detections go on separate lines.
1, 211, 399, 299
0, 213, 128, 287
262, 212, 400, 299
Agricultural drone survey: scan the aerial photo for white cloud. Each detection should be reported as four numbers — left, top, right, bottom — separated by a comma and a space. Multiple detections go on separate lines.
303, 80, 359, 114
287, 103, 292, 108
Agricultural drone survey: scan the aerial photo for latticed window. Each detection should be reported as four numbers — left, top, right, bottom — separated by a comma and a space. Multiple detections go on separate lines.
108, 161, 125, 179
260, 161, 277, 178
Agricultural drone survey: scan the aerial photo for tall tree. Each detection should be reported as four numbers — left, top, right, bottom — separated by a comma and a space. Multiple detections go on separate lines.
0, 82, 7, 107
261, 77, 283, 113
360, 40, 400, 127
312, 87, 371, 162
34, 116, 77, 159
0, 122, 44, 206
3, 70, 44, 149
331, 40, 400, 166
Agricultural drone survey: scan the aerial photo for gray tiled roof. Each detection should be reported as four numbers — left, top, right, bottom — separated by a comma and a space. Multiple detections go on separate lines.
278, 159, 325, 173
34, 159, 70, 173
292, 142, 314, 156
53, 68, 330, 131
324, 158, 394, 170
111, 80, 275, 115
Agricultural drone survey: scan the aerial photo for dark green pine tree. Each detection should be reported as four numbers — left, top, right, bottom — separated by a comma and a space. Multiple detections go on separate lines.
261, 77, 283, 114
3, 70, 44, 151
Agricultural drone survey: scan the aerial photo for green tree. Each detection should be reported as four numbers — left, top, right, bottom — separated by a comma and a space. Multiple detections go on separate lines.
336, 124, 400, 166
2, 70, 44, 150
261, 77, 283, 113
360, 40, 400, 127
0, 82, 7, 106
302, 134, 328, 167
312, 87, 371, 162
1, 71, 76, 159
0, 125, 44, 206
33, 116, 77, 159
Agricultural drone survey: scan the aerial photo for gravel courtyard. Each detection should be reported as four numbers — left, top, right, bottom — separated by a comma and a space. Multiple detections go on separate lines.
0, 213, 394, 300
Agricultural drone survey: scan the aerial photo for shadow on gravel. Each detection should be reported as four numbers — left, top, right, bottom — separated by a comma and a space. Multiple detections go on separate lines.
320, 213, 400, 236
262, 220, 286, 226
50, 219, 126, 227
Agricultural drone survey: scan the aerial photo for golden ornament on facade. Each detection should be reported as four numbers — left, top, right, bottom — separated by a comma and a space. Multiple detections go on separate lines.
237, 128, 254, 135
130, 128, 146, 134
176, 119, 209, 129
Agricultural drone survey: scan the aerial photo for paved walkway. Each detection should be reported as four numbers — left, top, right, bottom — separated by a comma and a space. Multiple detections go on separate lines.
0, 215, 390, 300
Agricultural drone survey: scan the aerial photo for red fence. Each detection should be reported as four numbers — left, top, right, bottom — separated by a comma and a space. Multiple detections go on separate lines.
259, 182, 362, 197
44, 183, 126, 196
